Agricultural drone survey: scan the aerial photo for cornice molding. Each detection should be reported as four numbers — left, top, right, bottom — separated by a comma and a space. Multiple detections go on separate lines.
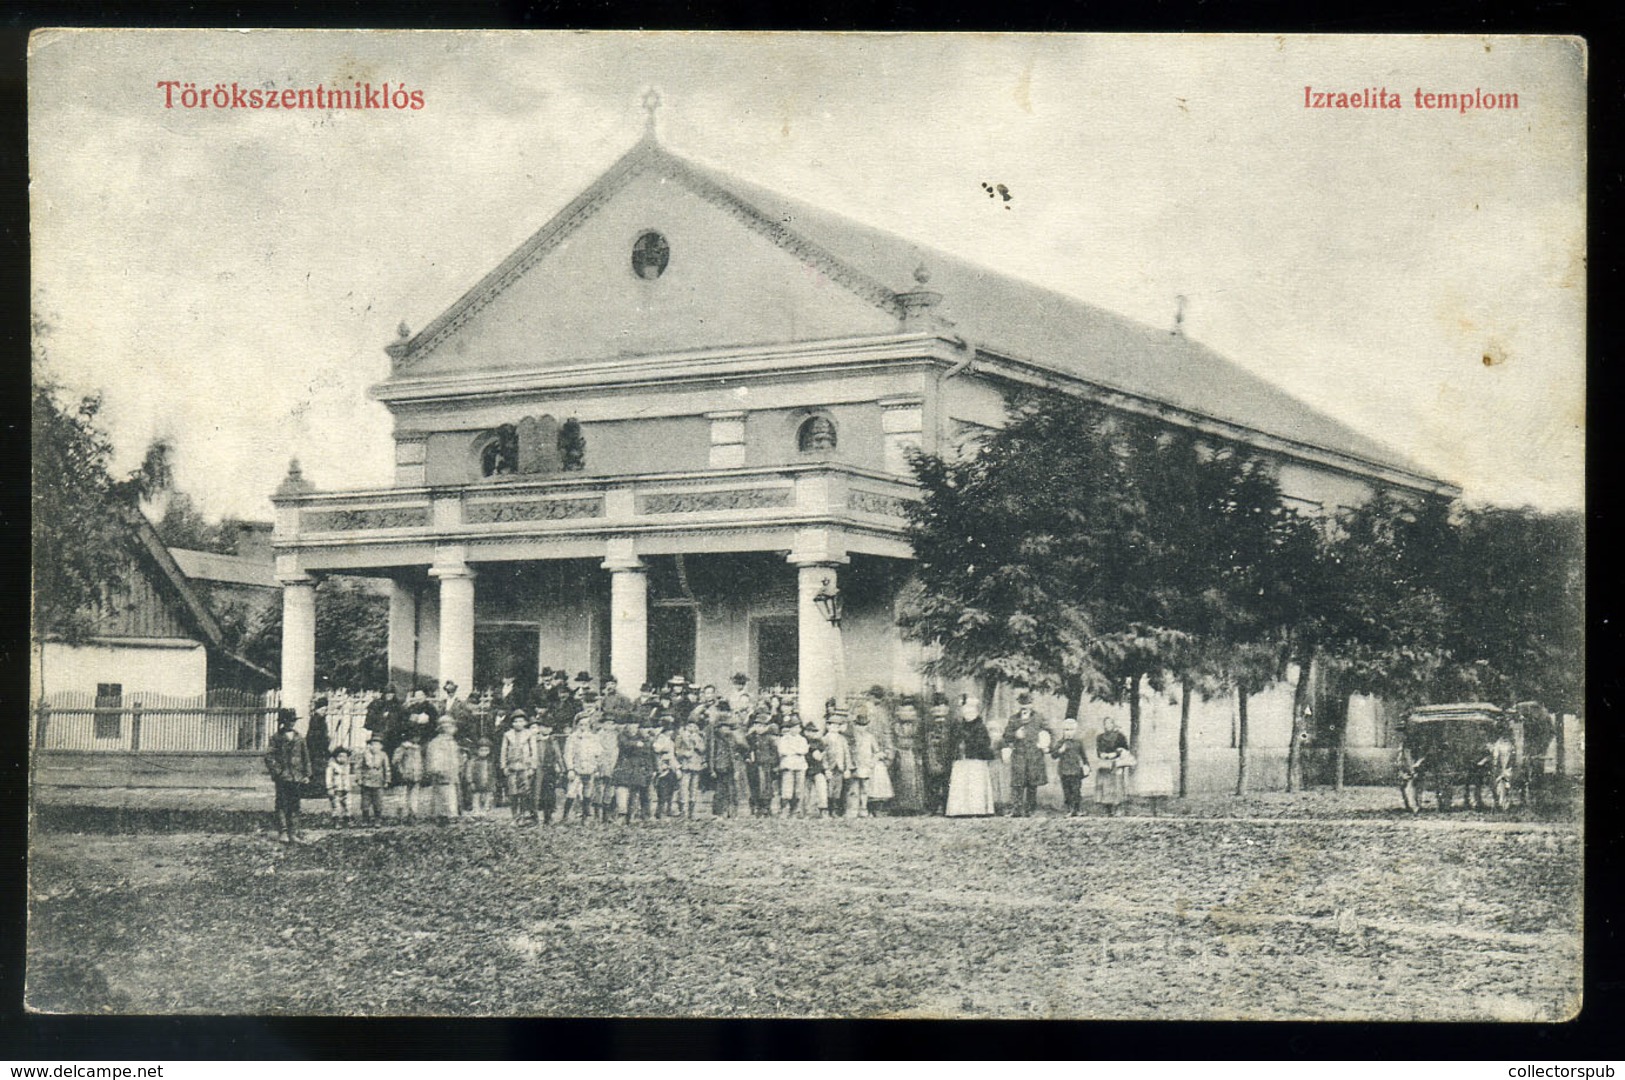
372, 333, 957, 405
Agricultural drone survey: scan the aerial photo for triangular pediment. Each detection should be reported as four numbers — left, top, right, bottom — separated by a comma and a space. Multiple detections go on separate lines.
388, 140, 906, 377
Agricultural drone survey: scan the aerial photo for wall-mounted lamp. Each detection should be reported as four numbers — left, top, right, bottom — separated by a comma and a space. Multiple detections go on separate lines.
812, 576, 844, 627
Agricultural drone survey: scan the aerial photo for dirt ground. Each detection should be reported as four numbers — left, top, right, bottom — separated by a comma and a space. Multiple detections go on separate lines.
26, 789, 1582, 1020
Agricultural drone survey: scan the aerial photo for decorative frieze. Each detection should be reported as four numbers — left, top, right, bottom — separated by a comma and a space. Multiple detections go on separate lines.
302, 506, 430, 532
638, 488, 791, 515
847, 489, 913, 518
465, 497, 605, 524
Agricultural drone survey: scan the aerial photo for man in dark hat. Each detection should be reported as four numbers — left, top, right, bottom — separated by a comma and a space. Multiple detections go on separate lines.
923, 694, 955, 815
263, 708, 311, 843
600, 675, 636, 727
1001, 692, 1050, 817
365, 684, 404, 754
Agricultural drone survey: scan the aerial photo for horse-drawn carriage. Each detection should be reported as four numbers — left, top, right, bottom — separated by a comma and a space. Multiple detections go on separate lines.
1397, 703, 1517, 813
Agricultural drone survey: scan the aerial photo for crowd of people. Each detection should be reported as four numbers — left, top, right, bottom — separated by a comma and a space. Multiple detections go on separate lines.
260, 669, 1140, 843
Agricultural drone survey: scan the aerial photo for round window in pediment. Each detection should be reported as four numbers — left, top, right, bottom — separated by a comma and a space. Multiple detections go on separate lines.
631, 230, 670, 280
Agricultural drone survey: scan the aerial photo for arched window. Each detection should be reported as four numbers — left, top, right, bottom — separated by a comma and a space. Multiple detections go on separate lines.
797, 414, 837, 453
480, 425, 518, 477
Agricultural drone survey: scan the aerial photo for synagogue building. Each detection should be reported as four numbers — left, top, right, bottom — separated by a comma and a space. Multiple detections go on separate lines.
271, 121, 1457, 792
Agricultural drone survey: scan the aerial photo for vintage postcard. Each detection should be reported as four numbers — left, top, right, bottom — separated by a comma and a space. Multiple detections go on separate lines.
27, 31, 1584, 1019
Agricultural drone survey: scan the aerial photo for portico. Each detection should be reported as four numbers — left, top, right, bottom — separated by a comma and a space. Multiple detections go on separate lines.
271, 452, 921, 717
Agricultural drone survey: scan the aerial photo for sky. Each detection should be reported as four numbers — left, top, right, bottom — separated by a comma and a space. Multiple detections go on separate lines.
29, 31, 1586, 519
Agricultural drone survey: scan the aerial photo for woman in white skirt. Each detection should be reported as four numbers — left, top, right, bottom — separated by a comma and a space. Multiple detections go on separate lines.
946, 698, 997, 816
861, 693, 896, 809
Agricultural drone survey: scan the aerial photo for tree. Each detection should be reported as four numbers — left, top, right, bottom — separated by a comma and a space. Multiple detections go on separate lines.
899, 393, 1127, 709
218, 578, 388, 692
32, 380, 137, 652
1440, 505, 1583, 713
1306, 491, 1454, 788
901, 390, 1288, 778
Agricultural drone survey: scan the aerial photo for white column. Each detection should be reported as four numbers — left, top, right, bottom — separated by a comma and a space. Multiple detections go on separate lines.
279, 576, 317, 725
789, 528, 849, 719
603, 541, 648, 691
387, 580, 418, 689
429, 562, 476, 695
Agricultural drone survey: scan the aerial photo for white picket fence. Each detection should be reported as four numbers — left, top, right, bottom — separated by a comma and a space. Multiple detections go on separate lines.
35, 689, 283, 752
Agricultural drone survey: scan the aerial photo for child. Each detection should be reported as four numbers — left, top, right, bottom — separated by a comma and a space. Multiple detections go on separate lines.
563, 712, 599, 823
391, 736, 423, 821
846, 711, 877, 818
804, 720, 829, 818
675, 714, 708, 820
534, 713, 563, 824
423, 718, 462, 824
591, 698, 619, 822
706, 709, 741, 818
776, 718, 809, 817
326, 746, 355, 826
823, 713, 851, 818
750, 717, 782, 817
501, 710, 537, 825
652, 719, 681, 819
1050, 718, 1092, 817
356, 734, 392, 825
263, 708, 310, 843
466, 739, 496, 815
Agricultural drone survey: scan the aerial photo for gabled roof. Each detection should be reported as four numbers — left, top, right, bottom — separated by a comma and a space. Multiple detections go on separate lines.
386, 133, 1441, 485
122, 508, 276, 682
170, 548, 278, 590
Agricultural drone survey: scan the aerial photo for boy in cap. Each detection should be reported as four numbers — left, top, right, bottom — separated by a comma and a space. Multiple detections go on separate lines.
466, 738, 497, 815
588, 693, 619, 821
823, 711, 851, 817
1051, 718, 1092, 817
652, 716, 681, 818
675, 712, 708, 820
356, 733, 392, 826
534, 710, 564, 824
563, 708, 599, 823
803, 717, 829, 818
776, 717, 810, 817
501, 710, 536, 824
325, 746, 355, 827
391, 735, 424, 821
263, 708, 311, 843
706, 704, 742, 817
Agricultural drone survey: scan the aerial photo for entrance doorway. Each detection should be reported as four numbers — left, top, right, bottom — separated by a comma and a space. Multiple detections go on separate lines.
754, 617, 799, 693
474, 627, 539, 695
648, 605, 697, 686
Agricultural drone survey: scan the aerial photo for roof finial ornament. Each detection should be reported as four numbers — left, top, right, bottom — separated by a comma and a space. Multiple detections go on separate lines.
913, 263, 932, 286
397, 321, 410, 340
1172, 294, 1187, 337
642, 88, 662, 140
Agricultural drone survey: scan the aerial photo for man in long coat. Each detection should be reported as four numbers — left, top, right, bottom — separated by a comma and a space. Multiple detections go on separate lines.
1001, 693, 1049, 817
365, 685, 405, 755
264, 708, 312, 843
922, 697, 955, 815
